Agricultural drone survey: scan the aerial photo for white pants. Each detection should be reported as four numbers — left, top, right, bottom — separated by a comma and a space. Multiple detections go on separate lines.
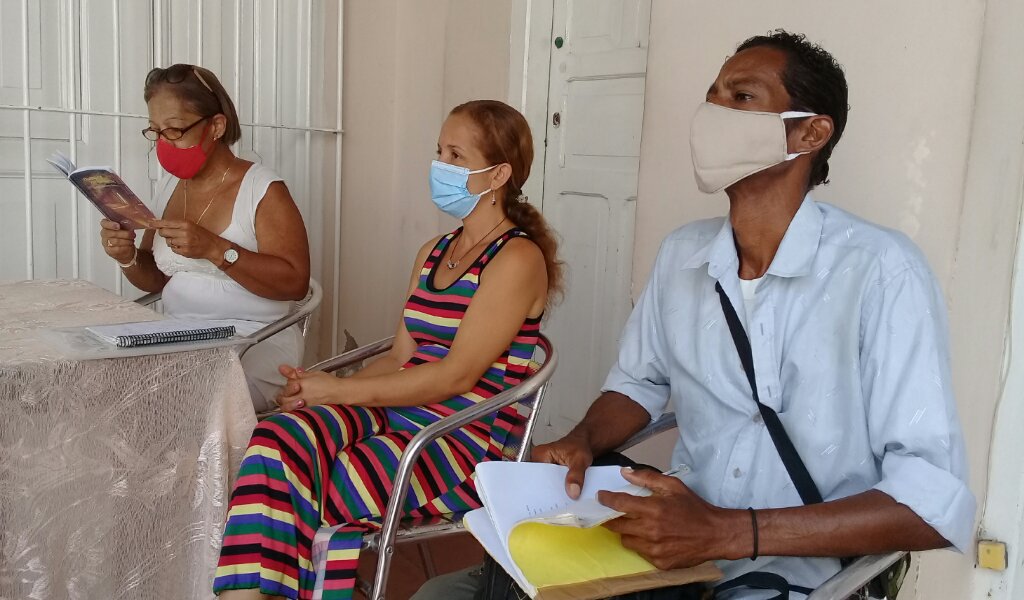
233, 321, 304, 412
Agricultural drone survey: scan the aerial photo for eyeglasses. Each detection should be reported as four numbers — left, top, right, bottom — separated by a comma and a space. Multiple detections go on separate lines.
141, 115, 210, 142
145, 63, 216, 94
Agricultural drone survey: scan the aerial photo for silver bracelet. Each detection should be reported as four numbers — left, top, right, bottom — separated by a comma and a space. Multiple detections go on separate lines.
117, 246, 139, 269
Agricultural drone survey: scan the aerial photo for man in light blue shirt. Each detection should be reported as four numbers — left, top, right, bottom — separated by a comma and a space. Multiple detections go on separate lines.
530, 30, 975, 598
414, 29, 974, 600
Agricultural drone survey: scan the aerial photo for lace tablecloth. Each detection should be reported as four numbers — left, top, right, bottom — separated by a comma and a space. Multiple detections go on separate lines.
0, 280, 256, 600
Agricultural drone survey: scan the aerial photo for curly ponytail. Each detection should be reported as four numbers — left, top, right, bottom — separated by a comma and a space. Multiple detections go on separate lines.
450, 100, 564, 304
504, 197, 564, 304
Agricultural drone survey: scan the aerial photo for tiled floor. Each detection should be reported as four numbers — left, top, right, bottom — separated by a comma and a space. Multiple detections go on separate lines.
355, 532, 484, 599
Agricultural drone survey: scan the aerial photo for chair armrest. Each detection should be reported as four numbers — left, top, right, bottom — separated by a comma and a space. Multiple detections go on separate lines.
238, 280, 324, 356
134, 292, 162, 307
368, 335, 557, 600
307, 336, 395, 374
806, 552, 908, 600
616, 412, 678, 453
135, 281, 321, 354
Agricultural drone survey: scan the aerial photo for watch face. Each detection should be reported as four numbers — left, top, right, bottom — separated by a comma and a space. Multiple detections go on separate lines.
224, 248, 240, 264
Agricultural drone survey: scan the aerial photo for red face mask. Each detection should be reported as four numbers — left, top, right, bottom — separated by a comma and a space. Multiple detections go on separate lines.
156, 123, 212, 179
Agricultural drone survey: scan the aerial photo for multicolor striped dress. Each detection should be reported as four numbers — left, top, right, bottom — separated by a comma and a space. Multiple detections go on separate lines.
214, 227, 542, 599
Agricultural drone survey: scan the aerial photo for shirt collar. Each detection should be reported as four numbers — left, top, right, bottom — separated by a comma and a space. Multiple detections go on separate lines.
681, 194, 824, 280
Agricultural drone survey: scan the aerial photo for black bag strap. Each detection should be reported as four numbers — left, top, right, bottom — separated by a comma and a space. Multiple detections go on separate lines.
712, 281, 854, 599
714, 281, 824, 506
715, 572, 814, 599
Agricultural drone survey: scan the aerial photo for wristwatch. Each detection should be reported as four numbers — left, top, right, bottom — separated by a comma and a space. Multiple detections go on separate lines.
221, 245, 240, 269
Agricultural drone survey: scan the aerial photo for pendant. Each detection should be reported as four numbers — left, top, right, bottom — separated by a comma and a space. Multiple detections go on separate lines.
446, 260, 457, 270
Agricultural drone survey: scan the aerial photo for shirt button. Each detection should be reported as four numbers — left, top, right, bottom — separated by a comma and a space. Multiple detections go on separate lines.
753, 413, 763, 424
733, 468, 742, 478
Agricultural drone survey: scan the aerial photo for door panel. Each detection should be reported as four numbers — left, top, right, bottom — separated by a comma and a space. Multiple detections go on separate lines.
561, 76, 645, 166
538, 0, 651, 439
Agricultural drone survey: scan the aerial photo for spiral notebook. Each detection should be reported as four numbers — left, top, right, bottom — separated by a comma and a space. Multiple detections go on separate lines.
86, 319, 236, 348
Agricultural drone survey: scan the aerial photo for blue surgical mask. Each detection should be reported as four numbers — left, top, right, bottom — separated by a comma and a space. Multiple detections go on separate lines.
429, 160, 497, 219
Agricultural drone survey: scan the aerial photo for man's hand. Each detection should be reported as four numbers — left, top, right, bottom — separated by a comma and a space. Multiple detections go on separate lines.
599, 467, 747, 570
531, 433, 594, 499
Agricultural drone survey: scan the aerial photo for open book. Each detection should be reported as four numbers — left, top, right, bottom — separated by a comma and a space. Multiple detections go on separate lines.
465, 462, 721, 600
47, 151, 156, 230
86, 319, 236, 348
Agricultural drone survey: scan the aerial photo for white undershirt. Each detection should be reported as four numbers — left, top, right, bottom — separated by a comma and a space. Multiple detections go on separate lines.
738, 276, 762, 328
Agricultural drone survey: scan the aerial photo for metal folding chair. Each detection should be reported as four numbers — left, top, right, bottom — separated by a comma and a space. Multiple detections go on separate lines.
617, 412, 910, 600
135, 278, 323, 359
303, 334, 557, 600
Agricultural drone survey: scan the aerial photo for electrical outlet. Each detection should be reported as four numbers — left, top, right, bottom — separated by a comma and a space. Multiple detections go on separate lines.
978, 539, 1007, 571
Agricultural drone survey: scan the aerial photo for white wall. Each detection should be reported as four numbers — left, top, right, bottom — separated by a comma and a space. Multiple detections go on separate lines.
629, 0, 1024, 598
336, 0, 512, 352
949, 0, 1024, 597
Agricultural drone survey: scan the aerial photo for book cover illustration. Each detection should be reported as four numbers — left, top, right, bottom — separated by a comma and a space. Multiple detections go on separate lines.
48, 152, 156, 230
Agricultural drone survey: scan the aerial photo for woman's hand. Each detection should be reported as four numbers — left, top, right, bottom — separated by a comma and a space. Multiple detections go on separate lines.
99, 219, 137, 263
275, 366, 354, 411
152, 219, 227, 262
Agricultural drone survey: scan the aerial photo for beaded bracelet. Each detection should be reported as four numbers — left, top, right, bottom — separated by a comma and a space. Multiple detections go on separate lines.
117, 246, 139, 269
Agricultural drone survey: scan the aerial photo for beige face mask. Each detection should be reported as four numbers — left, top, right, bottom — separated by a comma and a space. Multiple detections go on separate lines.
689, 102, 816, 194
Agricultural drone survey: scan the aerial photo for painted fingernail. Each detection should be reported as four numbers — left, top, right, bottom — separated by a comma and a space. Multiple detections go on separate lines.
568, 483, 581, 498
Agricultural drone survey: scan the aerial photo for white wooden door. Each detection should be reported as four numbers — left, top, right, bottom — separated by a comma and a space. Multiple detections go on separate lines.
536, 0, 651, 440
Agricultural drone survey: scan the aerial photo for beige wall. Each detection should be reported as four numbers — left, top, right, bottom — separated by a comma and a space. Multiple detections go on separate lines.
939, 0, 1024, 596
335, 0, 512, 353
631, 0, 1022, 597
634, 1, 986, 286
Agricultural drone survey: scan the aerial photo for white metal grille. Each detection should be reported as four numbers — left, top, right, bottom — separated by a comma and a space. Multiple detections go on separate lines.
0, 0, 344, 352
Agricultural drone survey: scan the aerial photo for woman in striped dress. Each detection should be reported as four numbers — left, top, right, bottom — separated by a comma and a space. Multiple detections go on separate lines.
215, 100, 563, 600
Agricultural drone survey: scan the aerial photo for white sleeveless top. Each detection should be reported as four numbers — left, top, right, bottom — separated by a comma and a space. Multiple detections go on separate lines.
152, 164, 292, 327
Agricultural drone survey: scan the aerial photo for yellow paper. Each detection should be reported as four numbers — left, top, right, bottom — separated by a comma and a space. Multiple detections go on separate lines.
508, 522, 656, 589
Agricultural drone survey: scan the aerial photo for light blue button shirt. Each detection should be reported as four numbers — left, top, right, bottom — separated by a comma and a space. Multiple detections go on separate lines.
602, 196, 975, 597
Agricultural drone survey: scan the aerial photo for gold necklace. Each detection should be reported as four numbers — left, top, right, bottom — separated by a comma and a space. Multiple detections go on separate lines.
446, 217, 506, 270
184, 165, 233, 225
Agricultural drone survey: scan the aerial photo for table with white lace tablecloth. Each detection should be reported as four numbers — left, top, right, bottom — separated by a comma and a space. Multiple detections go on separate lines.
0, 279, 256, 600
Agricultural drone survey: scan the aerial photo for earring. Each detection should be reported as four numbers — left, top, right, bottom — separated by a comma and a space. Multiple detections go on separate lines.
490, 190, 496, 206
